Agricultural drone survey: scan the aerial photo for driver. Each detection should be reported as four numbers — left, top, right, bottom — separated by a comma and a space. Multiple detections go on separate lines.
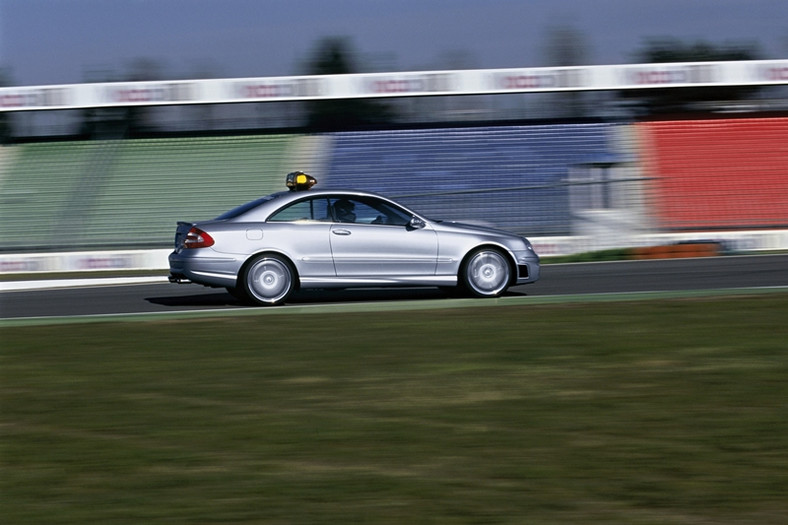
333, 199, 356, 223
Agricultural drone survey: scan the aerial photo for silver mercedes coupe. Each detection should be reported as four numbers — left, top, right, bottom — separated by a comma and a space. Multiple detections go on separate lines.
168, 172, 540, 306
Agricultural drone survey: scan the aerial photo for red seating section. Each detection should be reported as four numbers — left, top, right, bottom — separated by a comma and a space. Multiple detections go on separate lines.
641, 118, 788, 230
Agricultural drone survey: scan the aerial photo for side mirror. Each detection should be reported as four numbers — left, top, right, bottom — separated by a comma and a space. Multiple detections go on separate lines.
408, 216, 426, 230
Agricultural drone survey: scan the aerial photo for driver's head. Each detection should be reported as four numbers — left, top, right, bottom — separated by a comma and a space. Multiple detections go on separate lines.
334, 199, 355, 221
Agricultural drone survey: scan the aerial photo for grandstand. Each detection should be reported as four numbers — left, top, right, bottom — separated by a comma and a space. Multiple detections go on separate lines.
642, 117, 788, 230
0, 141, 95, 249
325, 124, 614, 235
0, 135, 296, 251
0, 124, 619, 252
1, 118, 787, 255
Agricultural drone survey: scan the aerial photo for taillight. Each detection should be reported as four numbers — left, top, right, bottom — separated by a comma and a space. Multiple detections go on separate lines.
183, 227, 215, 249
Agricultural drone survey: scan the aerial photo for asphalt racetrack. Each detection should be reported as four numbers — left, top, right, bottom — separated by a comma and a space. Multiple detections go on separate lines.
2, 254, 787, 320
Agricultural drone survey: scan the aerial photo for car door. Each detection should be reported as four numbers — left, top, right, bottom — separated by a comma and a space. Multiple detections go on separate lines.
328, 196, 438, 277
266, 196, 335, 277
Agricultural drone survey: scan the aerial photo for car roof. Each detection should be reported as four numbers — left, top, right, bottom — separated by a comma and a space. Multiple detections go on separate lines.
214, 187, 409, 222
271, 187, 393, 203
285, 187, 383, 196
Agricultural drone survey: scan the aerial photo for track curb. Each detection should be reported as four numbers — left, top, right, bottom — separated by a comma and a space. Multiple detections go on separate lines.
3, 286, 787, 328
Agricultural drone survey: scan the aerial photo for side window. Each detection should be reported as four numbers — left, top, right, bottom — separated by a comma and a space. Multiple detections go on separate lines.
368, 199, 412, 226
268, 198, 330, 222
329, 197, 412, 226
330, 198, 359, 223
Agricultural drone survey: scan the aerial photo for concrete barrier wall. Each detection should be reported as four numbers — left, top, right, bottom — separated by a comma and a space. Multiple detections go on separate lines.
2, 229, 786, 275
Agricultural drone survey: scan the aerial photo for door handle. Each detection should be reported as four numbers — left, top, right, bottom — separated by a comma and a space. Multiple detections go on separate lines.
332, 229, 351, 236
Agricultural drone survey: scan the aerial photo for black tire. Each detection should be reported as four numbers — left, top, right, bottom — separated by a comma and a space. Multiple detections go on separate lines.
240, 254, 296, 306
460, 248, 511, 298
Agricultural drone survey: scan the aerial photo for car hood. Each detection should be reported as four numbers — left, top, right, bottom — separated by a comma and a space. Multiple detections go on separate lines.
432, 220, 520, 238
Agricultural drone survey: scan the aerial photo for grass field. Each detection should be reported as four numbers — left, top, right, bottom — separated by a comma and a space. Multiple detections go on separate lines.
2, 295, 787, 524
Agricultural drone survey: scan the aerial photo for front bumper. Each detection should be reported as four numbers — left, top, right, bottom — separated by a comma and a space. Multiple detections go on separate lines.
513, 250, 540, 285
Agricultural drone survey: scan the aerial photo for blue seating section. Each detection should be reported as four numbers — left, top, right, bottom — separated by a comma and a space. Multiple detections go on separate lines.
324, 125, 614, 235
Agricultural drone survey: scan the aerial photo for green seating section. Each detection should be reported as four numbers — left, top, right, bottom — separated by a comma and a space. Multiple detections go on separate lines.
0, 142, 94, 249
0, 135, 296, 251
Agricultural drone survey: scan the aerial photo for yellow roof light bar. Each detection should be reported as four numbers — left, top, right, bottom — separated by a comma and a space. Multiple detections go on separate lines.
286, 171, 317, 191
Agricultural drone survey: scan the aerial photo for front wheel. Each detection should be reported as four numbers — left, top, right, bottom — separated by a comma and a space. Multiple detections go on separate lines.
240, 254, 296, 306
225, 286, 247, 302
460, 248, 511, 298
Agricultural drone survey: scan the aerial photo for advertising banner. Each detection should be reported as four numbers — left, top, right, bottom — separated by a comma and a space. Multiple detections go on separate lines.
2, 60, 787, 111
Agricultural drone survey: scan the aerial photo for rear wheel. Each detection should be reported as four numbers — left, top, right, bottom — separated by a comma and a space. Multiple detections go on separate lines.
460, 248, 511, 298
241, 254, 296, 306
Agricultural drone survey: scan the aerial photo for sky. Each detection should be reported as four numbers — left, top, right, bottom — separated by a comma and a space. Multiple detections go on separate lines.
1, 0, 786, 87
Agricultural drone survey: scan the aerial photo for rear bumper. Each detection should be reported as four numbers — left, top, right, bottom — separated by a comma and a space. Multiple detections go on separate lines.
168, 250, 240, 288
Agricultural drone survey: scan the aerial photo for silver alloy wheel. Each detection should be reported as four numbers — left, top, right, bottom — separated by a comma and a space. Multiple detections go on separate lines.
463, 249, 510, 297
243, 255, 294, 305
